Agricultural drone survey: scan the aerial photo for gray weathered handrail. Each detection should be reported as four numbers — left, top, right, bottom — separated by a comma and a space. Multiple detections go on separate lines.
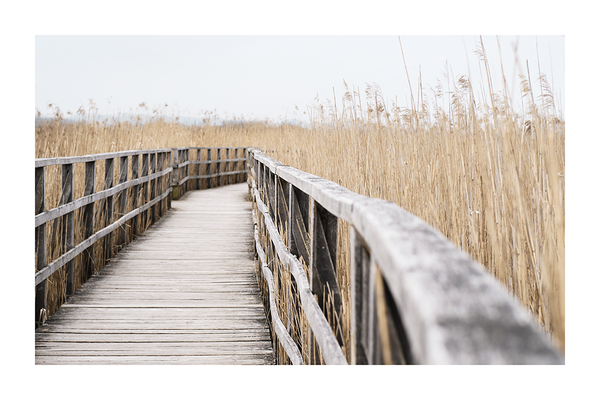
35, 149, 170, 167
249, 148, 564, 365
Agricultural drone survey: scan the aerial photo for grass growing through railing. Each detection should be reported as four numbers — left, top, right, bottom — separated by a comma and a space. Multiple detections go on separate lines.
36, 50, 564, 354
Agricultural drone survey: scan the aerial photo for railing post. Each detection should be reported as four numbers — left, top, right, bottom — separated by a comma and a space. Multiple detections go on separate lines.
256, 162, 262, 197
272, 171, 277, 226
226, 148, 231, 186
234, 148, 239, 184
83, 161, 96, 279
243, 148, 248, 182
167, 150, 172, 209
287, 182, 295, 254
365, 255, 380, 364
179, 149, 185, 197
179, 149, 187, 198
171, 149, 179, 200
185, 149, 188, 194
350, 227, 400, 365
180, 149, 184, 195
309, 198, 342, 318
276, 177, 289, 244
61, 163, 75, 296
350, 226, 367, 364
157, 152, 163, 217
186, 149, 190, 192
104, 158, 115, 261
206, 148, 212, 189
131, 155, 139, 237
35, 166, 47, 327
141, 154, 149, 229
276, 176, 293, 332
196, 148, 202, 190
216, 148, 222, 187
117, 156, 128, 249
150, 152, 156, 223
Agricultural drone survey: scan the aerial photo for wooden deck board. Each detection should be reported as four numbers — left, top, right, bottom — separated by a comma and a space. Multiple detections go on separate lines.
35, 183, 273, 365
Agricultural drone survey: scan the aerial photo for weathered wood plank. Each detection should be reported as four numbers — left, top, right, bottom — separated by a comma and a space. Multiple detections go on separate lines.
35, 333, 271, 342
35, 355, 272, 365
35, 344, 273, 355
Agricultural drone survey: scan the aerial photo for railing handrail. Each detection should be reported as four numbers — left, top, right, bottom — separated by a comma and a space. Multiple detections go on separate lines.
249, 148, 563, 364
35, 148, 173, 168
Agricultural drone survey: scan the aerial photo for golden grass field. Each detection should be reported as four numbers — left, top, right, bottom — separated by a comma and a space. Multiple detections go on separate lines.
36, 57, 565, 354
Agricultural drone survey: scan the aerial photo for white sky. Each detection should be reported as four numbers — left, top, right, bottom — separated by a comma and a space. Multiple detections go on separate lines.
36, 35, 564, 121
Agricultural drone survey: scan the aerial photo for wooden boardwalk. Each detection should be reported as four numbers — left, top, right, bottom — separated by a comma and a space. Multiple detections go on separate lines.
35, 183, 273, 365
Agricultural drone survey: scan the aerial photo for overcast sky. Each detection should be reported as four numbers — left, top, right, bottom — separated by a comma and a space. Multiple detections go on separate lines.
35, 35, 564, 121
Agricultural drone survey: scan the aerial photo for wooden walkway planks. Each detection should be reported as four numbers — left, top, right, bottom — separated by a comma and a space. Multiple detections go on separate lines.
35, 183, 274, 365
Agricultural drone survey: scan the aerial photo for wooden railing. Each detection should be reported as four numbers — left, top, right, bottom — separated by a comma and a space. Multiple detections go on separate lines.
34, 147, 248, 327
248, 149, 564, 365
171, 147, 248, 198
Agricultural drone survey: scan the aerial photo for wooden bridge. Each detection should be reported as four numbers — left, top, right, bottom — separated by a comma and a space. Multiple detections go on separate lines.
35, 147, 564, 365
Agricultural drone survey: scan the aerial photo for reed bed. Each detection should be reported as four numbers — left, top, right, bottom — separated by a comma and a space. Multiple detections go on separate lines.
36, 59, 564, 354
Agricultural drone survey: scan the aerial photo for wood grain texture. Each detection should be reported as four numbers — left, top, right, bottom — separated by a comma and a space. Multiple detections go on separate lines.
35, 149, 172, 168
35, 183, 273, 365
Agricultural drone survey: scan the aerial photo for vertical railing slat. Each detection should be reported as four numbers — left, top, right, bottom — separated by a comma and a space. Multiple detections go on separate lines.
151, 152, 157, 223
61, 163, 75, 296
35, 166, 47, 327
141, 154, 149, 230
186, 149, 190, 192
309, 198, 343, 345
83, 161, 96, 280
104, 158, 115, 261
234, 148, 239, 184
217, 148, 222, 187
206, 148, 212, 189
171, 149, 179, 200
117, 156, 129, 249
226, 148, 231, 186
196, 148, 202, 190
350, 226, 367, 365
131, 155, 139, 238
157, 152, 163, 218
243, 148, 248, 182
167, 151, 172, 209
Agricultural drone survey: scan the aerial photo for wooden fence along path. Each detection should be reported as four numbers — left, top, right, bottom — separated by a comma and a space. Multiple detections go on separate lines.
35, 147, 564, 365
35, 183, 272, 365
